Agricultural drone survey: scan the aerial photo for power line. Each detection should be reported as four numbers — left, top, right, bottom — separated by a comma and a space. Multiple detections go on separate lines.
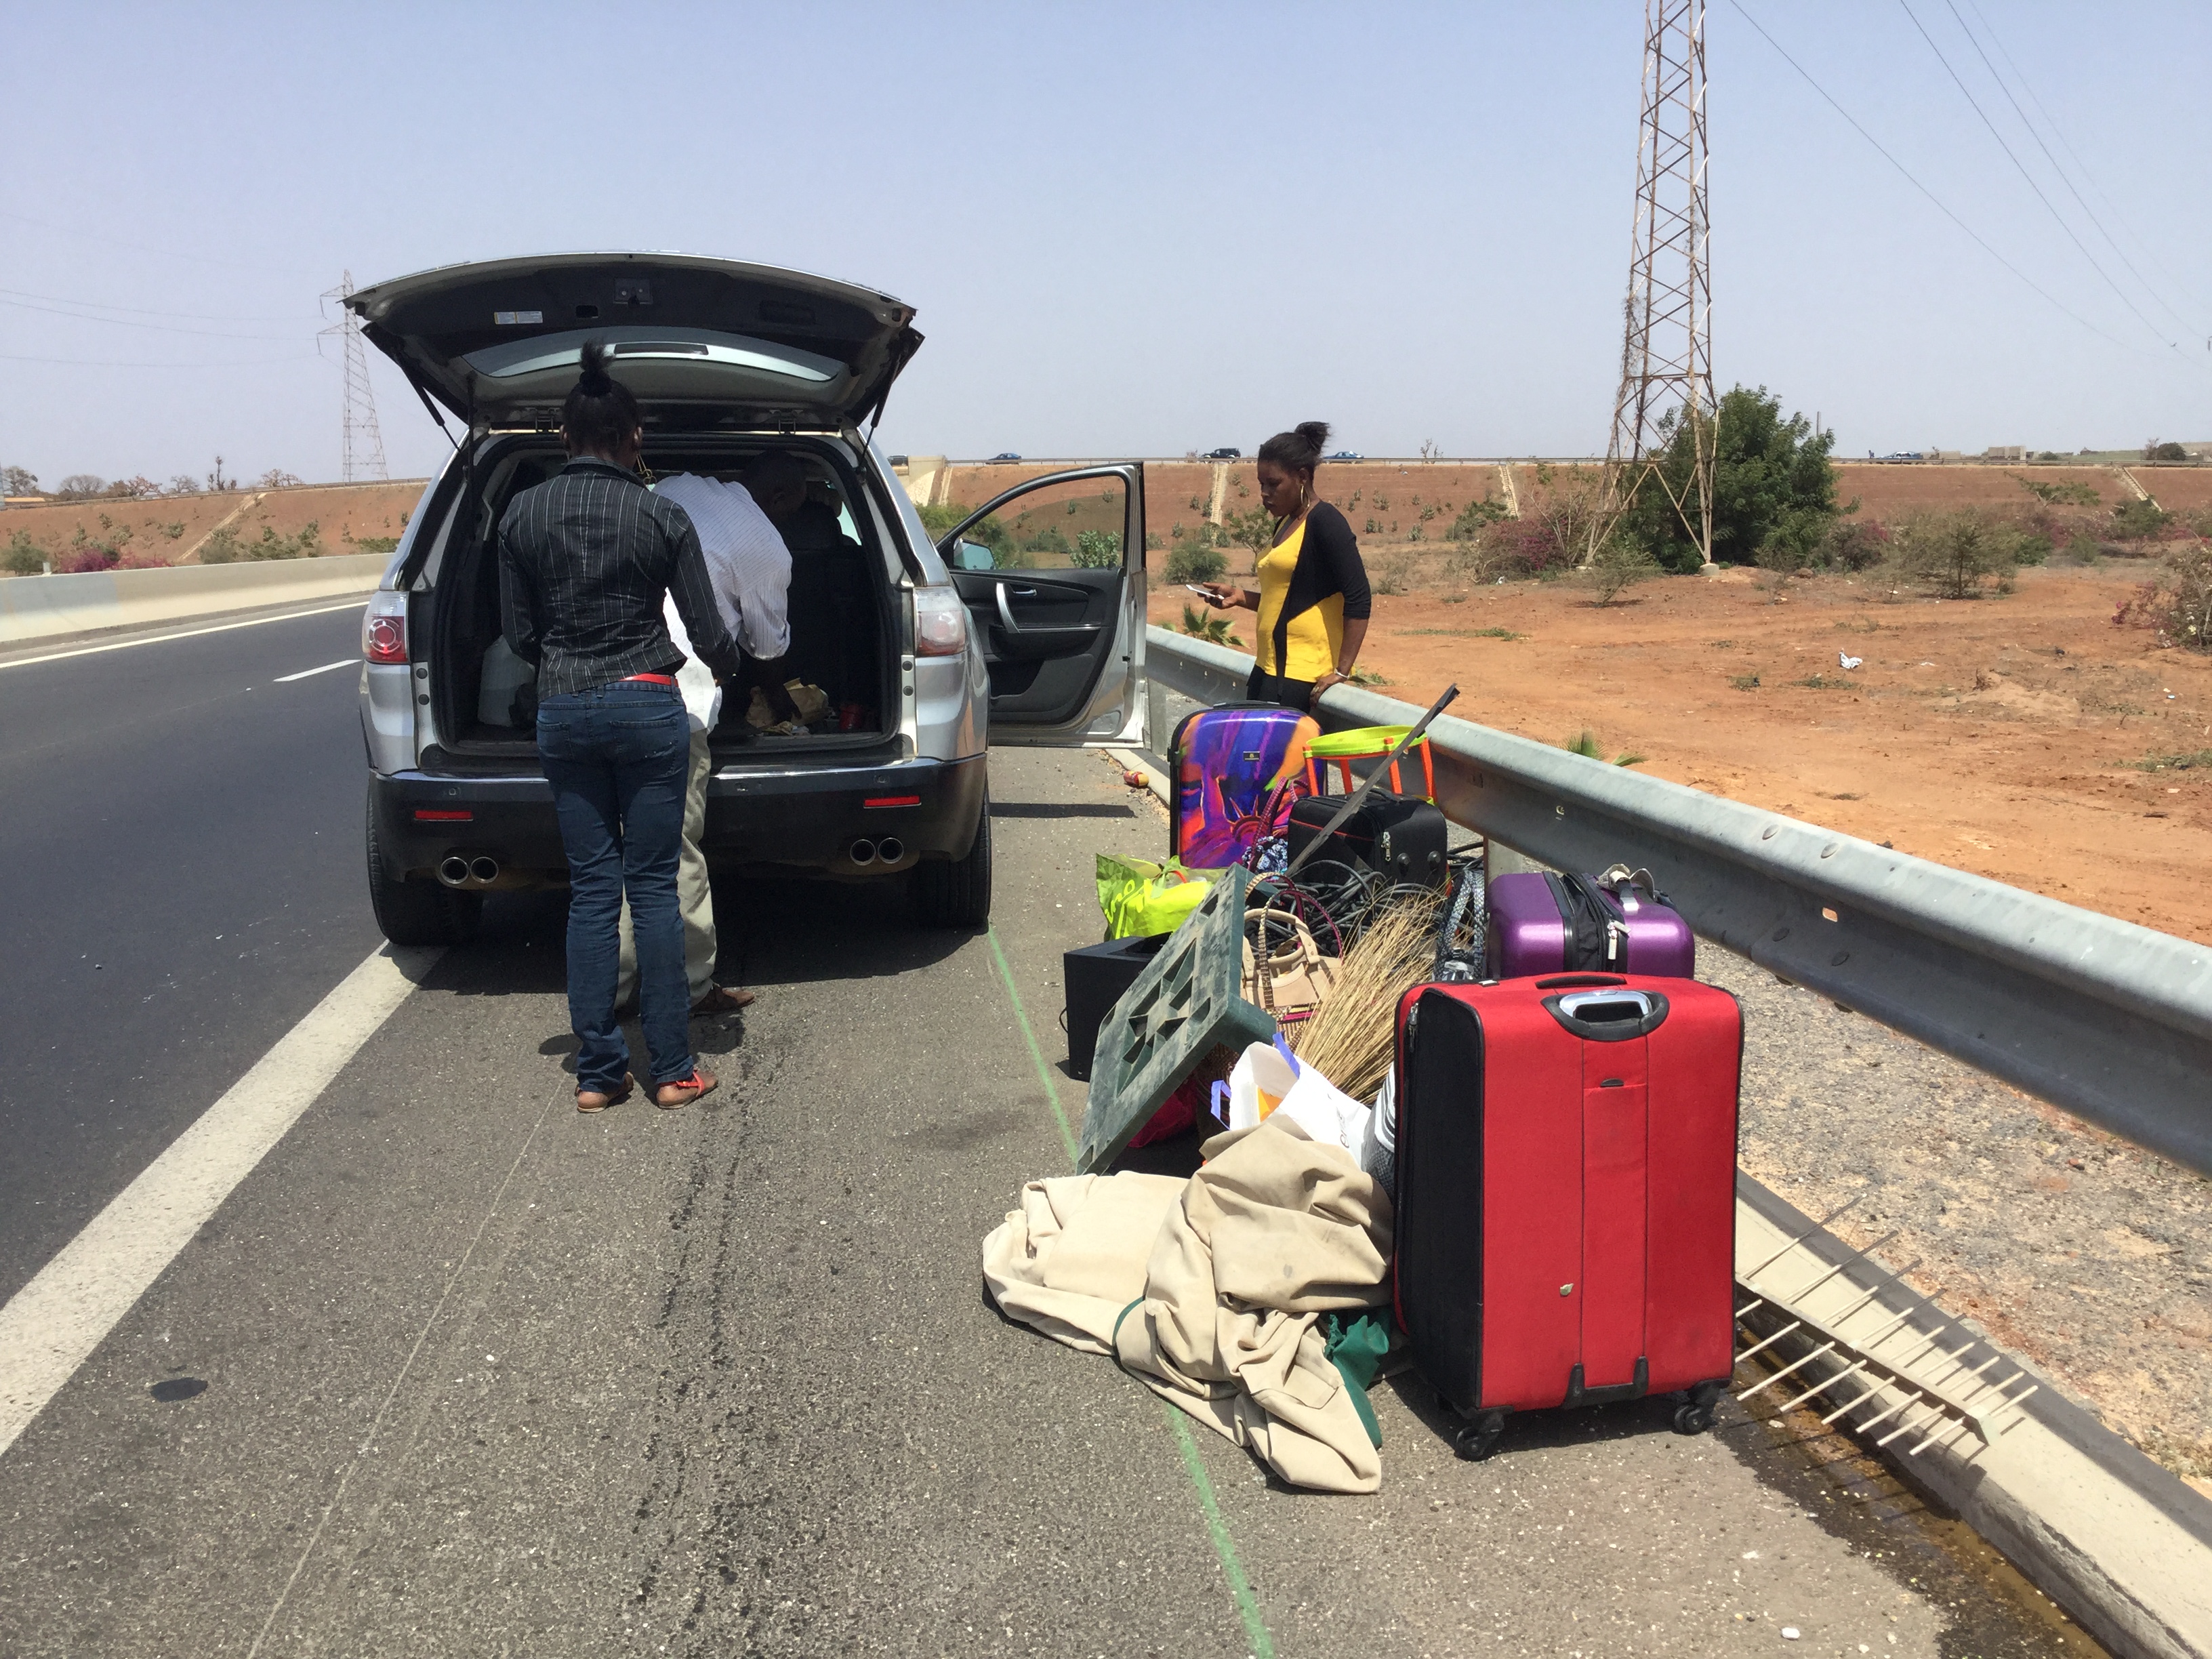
1898, 0, 2199, 369
0, 207, 319, 279
1727, 1, 2140, 357
0, 285, 308, 325
1939, 0, 2203, 339
0, 350, 319, 368
0, 295, 304, 341
1955, 0, 2210, 336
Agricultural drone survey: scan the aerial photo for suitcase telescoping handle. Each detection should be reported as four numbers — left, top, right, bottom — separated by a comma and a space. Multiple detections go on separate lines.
1284, 683, 1459, 880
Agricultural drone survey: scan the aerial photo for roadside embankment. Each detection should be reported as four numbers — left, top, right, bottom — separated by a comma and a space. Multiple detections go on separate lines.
0, 552, 388, 645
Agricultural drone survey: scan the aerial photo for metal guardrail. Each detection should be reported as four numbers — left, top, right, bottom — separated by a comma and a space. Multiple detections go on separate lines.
1144, 626, 2212, 1177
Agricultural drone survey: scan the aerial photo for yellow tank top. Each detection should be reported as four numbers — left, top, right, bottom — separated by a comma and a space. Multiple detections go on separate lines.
1253, 518, 1345, 680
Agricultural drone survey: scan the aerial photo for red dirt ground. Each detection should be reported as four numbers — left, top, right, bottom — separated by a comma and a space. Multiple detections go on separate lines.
1149, 561, 2212, 945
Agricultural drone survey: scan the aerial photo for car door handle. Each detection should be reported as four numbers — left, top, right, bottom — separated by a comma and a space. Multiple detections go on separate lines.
995, 583, 1022, 634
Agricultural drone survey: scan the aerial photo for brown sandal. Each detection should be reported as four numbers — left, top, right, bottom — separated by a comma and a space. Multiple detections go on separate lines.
577, 1072, 636, 1113
691, 985, 756, 1015
655, 1068, 718, 1110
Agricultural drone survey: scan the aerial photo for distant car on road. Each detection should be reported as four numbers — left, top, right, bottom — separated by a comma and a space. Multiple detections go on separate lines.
988, 451, 1021, 462
1202, 447, 1240, 460
1324, 451, 1361, 462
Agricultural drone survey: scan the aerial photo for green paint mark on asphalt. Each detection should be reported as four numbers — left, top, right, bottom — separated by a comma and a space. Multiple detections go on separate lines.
1168, 1406, 1275, 1658
985, 919, 1274, 1656
986, 924, 1078, 1166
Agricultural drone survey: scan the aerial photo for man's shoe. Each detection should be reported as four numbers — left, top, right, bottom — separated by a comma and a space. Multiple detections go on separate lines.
577, 1073, 636, 1113
691, 985, 756, 1015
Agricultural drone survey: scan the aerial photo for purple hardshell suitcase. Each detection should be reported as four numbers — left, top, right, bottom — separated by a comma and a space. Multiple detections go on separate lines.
1484, 867, 1695, 980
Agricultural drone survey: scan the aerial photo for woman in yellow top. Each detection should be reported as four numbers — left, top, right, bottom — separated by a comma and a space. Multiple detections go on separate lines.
1197, 421, 1372, 710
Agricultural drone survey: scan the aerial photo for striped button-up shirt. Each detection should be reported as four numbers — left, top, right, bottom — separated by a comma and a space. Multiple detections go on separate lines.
497, 457, 743, 697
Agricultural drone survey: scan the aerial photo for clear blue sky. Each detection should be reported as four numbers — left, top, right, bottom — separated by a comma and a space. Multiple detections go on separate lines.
3, 2, 2207, 487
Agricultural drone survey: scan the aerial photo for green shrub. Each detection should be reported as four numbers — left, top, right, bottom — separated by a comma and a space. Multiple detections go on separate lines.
1178, 603, 1239, 648
1070, 529, 1121, 568
1164, 541, 1227, 584
353, 535, 400, 554
2014, 474, 2100, 507
1021, 524, 1071, 558
3, 529, 44, 575
2110, 498, 2171, 540
1446, 498, 1508, 541
1619, 384, 1837, 573
2112, 541, 2212, 650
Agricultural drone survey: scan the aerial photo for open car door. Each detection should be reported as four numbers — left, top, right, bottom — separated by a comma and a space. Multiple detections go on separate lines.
937, 464, 1147, 747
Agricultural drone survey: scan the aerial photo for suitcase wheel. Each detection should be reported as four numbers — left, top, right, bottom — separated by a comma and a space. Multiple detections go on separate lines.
1450, 1410, 1507, 1462
1673, 1401, 1716, 1435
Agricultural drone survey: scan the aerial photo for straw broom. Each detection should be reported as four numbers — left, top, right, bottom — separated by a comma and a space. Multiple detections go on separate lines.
1287, 899, 1439, 1102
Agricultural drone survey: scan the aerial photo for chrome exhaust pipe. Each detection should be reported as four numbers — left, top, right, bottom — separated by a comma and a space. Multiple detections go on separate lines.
876, 836, 905, 865
849, 838, 878, 865
438, 855, 472, 888
468, 855, 499, 885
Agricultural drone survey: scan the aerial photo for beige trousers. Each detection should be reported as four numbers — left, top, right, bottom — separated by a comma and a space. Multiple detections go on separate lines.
618, 730, 716, 1005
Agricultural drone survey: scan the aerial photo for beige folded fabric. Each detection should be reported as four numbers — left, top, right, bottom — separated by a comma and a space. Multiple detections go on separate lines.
982, 1117, 1395, 1494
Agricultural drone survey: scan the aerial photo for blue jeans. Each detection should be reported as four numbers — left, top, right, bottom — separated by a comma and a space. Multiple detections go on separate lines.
537, 680, 697, 1093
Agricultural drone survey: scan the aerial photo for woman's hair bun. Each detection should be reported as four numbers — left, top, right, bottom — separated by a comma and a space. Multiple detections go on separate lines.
1258, 420, 1331, 474
576, 337, 614, 396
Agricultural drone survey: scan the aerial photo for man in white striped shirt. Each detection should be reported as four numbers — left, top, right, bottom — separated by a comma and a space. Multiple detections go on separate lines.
614, 465, 797, 1017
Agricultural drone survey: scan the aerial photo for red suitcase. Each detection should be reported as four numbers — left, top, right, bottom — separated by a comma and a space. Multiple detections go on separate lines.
1391, 972, 1739, 1459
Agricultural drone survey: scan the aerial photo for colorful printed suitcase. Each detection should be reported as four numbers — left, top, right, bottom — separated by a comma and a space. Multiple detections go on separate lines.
1392, 972, 1740, 1458
1484, 868, 1696, 979
1169, 703, 1320, 869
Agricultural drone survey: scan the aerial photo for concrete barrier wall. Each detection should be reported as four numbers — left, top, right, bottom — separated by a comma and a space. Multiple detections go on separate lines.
0, 553, 390, 646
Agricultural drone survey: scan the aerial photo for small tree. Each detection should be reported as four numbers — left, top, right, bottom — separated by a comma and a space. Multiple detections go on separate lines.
4, 529, 45, 574
1223, 506, 1276, 566
1584, 537, 1660, 605
2114, 541, 2212, 649
2144, 439, 2189, 463
56, 474, 106, 500
1620, 386, 1837, 572
3, 466, 37, 495
1894, 510, 2016, 598
166, 474, 203, 495
255, 468, 304, 489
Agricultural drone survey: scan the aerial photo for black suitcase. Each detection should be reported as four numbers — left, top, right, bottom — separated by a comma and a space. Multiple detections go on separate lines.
1286, 791, 1448, 886
1063, 932, 1170, 1080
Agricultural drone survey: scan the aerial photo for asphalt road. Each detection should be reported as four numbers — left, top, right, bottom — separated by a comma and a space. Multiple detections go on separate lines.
0, 614, 2097, 1656
0, 602, 381, 1307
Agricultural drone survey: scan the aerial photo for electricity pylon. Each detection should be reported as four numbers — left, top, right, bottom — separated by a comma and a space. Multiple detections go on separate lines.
321, 272, 388, 483
1597, 0, 1715, 566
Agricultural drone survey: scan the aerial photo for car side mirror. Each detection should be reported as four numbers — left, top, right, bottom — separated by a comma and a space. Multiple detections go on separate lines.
952, 539, 996, 571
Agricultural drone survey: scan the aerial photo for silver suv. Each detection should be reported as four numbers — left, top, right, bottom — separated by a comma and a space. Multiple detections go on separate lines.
352, 252, 1149, 943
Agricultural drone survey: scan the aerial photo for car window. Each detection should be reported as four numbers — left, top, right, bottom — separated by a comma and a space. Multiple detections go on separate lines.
960, 475, 1126, 572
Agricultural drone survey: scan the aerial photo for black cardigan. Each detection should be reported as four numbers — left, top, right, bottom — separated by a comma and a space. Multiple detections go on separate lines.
1268, 500, 1372, 676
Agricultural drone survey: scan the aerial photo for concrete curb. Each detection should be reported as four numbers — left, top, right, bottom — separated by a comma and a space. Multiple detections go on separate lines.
1735, 1173, 2212, 1658
0, 553, 389, 645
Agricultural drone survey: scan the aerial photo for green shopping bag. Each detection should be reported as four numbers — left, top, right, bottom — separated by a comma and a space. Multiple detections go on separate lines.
1095, 854, 1221, 939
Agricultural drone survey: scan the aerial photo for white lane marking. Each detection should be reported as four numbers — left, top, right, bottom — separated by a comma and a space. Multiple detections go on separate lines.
272, 657, 356, 683
0, 943, 441, 1459
245, 1080, 558, 1658
0, 599, 369, 673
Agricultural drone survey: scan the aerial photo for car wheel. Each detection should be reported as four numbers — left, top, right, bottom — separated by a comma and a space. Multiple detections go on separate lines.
913, 794, 992, 930
365, 785, 481, 947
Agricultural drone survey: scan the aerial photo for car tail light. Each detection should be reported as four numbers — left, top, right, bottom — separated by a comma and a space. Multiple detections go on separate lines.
863, 795, 920, 809
413, 808, 472, 822
912, 585, 968, 657
363, 591, 408, 665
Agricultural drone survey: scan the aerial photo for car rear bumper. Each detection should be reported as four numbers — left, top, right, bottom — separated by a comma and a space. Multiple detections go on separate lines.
369, 754, 987, 882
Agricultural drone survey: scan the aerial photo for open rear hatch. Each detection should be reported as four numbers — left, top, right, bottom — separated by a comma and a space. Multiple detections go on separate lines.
346, 253, 922, 431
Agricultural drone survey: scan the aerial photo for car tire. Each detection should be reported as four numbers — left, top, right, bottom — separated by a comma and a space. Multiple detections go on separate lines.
914, 794, 992, 930
365, 785, 482, 947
